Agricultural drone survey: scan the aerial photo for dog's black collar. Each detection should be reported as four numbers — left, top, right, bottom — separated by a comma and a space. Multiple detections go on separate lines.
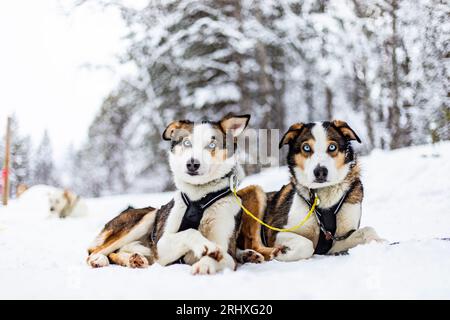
298, 182, 357, 255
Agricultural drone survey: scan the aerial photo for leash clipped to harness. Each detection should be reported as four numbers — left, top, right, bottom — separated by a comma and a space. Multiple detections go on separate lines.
230, 174, 319, 233
230, 174, 356, 255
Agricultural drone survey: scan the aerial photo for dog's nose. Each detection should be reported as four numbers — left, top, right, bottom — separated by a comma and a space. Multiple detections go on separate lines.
313, 165, 328, 182
50, 207, 55, 211
186, 158, 200, 173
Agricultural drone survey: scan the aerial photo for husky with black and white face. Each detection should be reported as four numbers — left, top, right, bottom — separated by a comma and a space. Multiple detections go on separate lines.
238, 120, 384, 261
286, 122, 357, 190
86, 114, 263, 274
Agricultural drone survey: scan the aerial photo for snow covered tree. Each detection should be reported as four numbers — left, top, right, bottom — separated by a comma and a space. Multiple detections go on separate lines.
33, 130, 59, 187
349, 0, 449, 149
59, 143, 79, 190
104, 0, 290, 185
406, 0, 450, 144
75, 81, 141, 196
5, 115, 33, 195
71, 0, 449, 195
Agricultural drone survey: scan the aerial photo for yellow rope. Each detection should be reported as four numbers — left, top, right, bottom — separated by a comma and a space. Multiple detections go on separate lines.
231, 185, 319, 232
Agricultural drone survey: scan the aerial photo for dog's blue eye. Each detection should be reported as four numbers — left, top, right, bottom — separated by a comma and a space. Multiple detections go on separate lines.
328, 144, 337, 152
207, 142, 216, 149
183, 140, 192, 147
302, 144, 311, 152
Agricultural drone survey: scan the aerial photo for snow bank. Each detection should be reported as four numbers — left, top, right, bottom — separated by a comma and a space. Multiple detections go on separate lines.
0, 142, 449, 299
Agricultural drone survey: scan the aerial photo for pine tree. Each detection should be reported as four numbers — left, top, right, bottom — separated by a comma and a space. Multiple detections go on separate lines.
75, 81, 139, 196
118, 0, 264, 186
33, 130, 58, 186
7, 115, 33, 195
59, 143, 78, 189
71, 0, 449, 195
410, 0, 450, 144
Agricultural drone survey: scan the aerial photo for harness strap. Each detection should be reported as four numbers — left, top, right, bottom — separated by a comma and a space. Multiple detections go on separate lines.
178, 187, 232, 232
333, 229, 356, 241
150, 170, 235, 265
175, 186, 231, 265
177, 169, 235, 233
298, 182, 356, 255
260, 214, 268, 247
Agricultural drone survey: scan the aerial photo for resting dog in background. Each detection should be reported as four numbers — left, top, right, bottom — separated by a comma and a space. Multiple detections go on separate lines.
16, 184, 29, 198
87, 114, 262, 274
238, 120, 384, 261
48, 189, 89, 218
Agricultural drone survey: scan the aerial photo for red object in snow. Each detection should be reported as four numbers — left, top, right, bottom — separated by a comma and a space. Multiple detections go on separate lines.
1, 167, 7, 180
0, 168, 5, 194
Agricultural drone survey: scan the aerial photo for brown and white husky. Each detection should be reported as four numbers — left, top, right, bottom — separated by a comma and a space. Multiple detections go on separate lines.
86, 114, 262, 274
238, 120, 384, 261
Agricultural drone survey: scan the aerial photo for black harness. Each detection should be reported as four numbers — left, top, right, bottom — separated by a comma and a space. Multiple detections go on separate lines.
167, 187, 231, 265
177, 187, 232, 232
150, 186, 232, 265
298, 183, 356, 255
260, 183, 357, 254
150, 169, 236, 264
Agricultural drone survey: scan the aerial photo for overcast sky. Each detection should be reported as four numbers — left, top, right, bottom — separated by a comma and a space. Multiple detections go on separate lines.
0, 0, 132, 160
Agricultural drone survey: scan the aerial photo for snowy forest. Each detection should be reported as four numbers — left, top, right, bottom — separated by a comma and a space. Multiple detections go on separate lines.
2, 0, 449, 197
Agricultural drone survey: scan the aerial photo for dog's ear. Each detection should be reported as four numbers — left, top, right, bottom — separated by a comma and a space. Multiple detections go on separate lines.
162, 120, 191, 141
63, 189, 73, 205
220, 114, 251, 137
331, 120, 361, 143
279, 123, 304, 149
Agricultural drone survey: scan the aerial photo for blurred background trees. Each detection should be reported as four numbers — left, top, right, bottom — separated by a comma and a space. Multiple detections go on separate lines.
8, 116, 33, 194
32, 130, 59, 187
72, 0, 448, 196
1, 117, 59, 197
4, 0, 447, 197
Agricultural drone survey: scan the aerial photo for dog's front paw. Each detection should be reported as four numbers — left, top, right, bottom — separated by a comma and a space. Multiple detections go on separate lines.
193, 241, 223, 262
241, 249, 264, 264
129, 253, 149, 268
191, 257, 217, 275
268, 245, 287, 260
87, 253, 109, 268
203, 245, 223, 262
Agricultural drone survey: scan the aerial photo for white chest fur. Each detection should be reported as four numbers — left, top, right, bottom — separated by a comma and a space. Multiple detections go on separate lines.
285, 194, 320, 246
199, 195, 239, 248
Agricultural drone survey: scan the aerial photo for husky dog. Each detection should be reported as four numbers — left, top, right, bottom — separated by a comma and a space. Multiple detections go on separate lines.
238, 120, 384, 261
16, 184, 29, 198
86, 114, 263, 274
48, 189, 89, 218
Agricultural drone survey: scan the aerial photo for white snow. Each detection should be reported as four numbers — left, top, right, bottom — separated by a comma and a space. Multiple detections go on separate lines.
1, 142, 449, 299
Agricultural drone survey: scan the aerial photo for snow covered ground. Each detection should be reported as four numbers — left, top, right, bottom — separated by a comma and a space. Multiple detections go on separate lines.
1, 142, 449, 299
